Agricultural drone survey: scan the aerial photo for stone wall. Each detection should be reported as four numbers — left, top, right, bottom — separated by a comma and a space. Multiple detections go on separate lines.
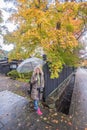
45, 73, 75, 109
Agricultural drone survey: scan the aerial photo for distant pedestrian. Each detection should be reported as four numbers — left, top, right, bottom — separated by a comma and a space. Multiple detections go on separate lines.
30, 66, 44, 115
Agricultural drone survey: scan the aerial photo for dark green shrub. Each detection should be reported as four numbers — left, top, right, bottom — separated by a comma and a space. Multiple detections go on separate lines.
7, 70, 20, 79
7, 70, 33, 81
19, 72, 33, 81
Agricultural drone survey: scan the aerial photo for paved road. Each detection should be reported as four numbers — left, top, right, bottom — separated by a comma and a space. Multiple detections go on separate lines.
70, 68, 87, 130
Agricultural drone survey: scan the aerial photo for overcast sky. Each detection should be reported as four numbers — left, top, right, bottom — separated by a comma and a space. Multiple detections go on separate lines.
0, 0, 17, 51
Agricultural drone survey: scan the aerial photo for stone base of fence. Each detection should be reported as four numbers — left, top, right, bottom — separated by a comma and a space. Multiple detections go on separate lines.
45, 72, 75, 109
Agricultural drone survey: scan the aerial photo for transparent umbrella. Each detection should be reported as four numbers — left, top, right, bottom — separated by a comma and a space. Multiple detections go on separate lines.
17, 57, 44, 73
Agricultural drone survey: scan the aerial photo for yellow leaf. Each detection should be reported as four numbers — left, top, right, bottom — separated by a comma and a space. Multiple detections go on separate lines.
68, 122, 72, 126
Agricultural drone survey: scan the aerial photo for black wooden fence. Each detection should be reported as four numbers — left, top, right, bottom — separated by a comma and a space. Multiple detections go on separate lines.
0, 59, 19, 75
43, 63, 74, 99
0, 60, 10, 75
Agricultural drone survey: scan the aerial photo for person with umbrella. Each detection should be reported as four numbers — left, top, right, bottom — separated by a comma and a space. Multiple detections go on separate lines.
30, 66, 44, 115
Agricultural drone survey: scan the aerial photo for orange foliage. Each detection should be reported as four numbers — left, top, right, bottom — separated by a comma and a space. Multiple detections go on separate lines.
4, 1, 87, 78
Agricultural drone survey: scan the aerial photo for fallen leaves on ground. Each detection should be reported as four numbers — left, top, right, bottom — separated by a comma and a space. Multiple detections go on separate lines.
37, 119, 40, 122
51, 119, 59, 124
68, 122, 72, 126
43, 117, 47, 121
45, 126, 49, 129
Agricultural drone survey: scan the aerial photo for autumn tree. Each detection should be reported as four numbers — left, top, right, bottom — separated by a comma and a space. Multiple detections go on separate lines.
4, 0, 87, 78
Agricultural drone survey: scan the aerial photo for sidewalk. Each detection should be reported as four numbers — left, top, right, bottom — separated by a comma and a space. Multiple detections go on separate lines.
69, 68, 87, 130
0, 68, 87, 130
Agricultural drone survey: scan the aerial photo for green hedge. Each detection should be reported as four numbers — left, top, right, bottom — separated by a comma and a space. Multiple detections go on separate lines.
7, 70, 32, 82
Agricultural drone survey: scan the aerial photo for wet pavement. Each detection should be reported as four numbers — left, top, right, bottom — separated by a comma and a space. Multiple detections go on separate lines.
0, 90, 29, 130
0, 68, 87, 130
0, 74, 30, 98
69, 68, 87, 130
